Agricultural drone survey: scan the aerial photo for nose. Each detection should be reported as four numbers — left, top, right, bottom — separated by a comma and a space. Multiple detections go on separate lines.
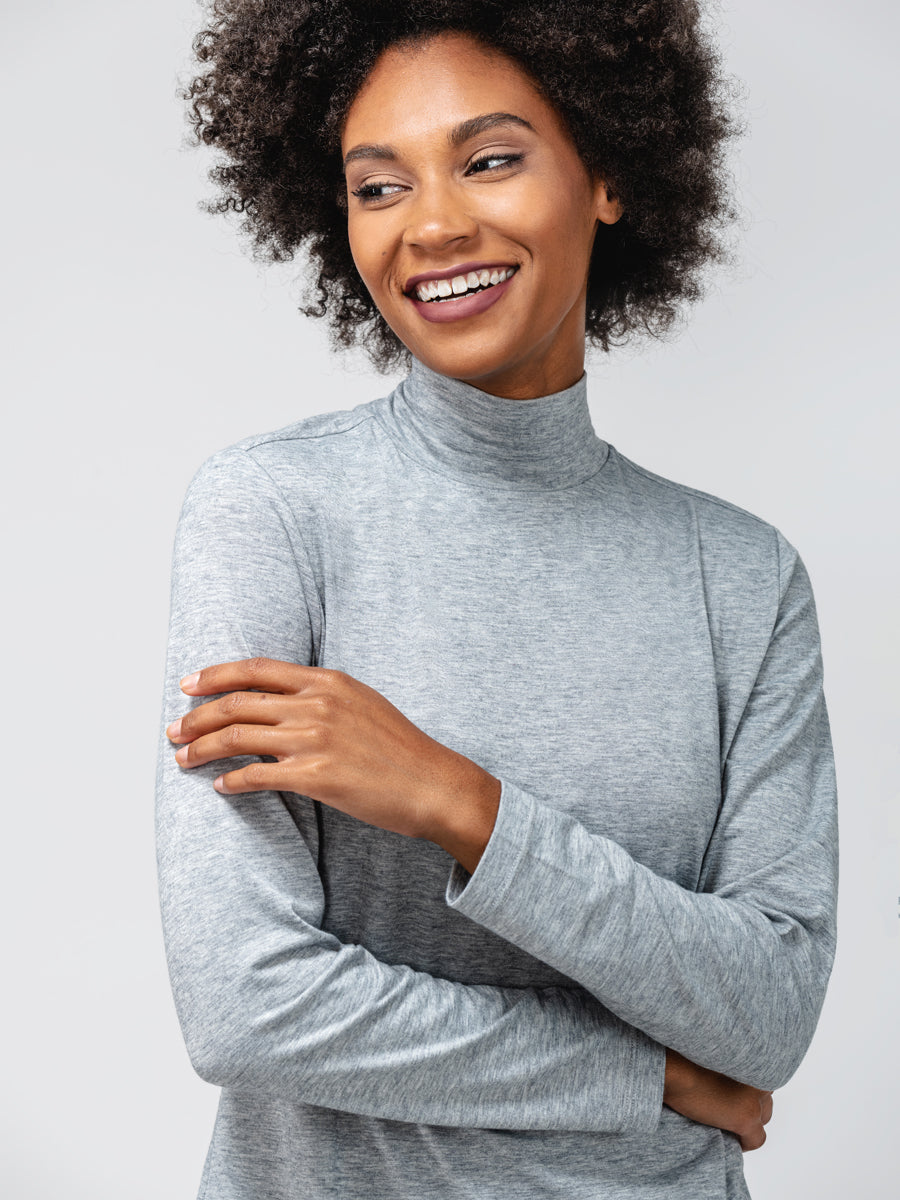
401, 179, 479, 252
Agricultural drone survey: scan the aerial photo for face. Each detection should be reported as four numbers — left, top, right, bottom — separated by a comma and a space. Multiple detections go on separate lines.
341, 33, 623, 400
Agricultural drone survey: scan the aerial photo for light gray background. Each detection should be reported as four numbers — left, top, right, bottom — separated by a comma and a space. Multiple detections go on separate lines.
2, 1, 896, 1195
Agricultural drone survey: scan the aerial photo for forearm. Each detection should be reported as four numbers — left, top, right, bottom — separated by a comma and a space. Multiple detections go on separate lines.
443, 539, 838, 1091
157, 729, 664, 1131
428, 753, 501, 874
447, 776, 837, 1091
159, 450, 668, 1132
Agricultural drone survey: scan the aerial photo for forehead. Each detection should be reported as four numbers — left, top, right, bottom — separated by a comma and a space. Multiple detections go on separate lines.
341, 33, 558, 152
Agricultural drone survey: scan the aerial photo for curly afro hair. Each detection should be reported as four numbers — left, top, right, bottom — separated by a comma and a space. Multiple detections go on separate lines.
184, 0, 739, 370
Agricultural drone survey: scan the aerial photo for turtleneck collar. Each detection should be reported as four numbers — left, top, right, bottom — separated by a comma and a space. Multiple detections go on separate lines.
377, 357, 609, 490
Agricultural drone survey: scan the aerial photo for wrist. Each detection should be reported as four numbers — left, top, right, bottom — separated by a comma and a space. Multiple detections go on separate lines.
428, 756, 501, 874
663, 1049, 690, 1105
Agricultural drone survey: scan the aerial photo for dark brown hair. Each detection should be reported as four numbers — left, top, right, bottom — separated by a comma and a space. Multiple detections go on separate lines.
185, 0, 739, 369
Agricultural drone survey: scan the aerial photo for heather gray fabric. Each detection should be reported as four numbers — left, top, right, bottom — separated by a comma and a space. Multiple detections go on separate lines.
155, 357, 838, 1199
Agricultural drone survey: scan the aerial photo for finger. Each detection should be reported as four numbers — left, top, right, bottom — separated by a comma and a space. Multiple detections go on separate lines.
761, 1092, 774, 1125
174, 724, 295, 768
180, 657, 328, 697
167, 690, 286, 743
739, 1125, 766, 1152
213, 759, 297, 795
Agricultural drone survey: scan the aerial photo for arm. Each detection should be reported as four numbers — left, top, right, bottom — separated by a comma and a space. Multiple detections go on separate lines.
155, 447, 665, 1131
445, 530, 838, 1092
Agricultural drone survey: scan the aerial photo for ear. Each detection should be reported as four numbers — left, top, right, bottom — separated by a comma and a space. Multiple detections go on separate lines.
592, 177, 624, 226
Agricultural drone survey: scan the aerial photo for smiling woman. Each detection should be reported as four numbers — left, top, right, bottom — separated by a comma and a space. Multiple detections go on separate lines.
185, 0, 736, 369
156, 4, 837, 1199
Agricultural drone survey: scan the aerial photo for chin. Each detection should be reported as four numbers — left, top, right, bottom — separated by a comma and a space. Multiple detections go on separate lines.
402, 335, 525, 387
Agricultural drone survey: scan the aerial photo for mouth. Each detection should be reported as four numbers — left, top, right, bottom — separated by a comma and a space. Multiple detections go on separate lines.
405, 265, 519, 304
402, 263, 521, 326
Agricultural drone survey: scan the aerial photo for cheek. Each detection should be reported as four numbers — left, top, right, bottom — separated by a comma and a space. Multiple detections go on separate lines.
348, 214, 384, 280
498, 178, 594, 271
348, 217, 403, 308
346, 218, 370, 284
523, 209, 596, 309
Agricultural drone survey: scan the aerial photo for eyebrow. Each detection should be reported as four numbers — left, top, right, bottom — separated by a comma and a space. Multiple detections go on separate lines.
342, 112, 535, 171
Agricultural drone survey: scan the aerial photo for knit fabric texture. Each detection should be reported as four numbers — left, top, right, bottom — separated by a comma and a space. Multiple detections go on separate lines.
156, 358, 838, 1198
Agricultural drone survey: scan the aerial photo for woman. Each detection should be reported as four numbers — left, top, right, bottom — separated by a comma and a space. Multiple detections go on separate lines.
156, 2, 838, 1197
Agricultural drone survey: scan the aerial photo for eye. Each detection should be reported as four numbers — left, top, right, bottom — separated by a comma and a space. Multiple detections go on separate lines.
466, 153, 524, 176
350, 181, 405, 203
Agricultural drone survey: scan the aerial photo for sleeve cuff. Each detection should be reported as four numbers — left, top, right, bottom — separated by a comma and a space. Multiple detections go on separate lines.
446, 777, 538, 919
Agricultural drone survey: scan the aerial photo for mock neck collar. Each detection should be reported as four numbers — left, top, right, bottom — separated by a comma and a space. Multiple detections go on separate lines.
379, 358, 608, 490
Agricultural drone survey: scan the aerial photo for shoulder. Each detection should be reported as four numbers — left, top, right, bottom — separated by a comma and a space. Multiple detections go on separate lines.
183, 395, 388, 506
237, 400, 378, 457
609, 445, 771, 532
206, 396, 382, 474
606, 446, 802, 597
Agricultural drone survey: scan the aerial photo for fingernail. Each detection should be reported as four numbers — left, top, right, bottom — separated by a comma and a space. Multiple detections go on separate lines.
166, 718, 182, 741
213, 776, 225, 791
175, 746, 189, 764
180, 672, 200, 691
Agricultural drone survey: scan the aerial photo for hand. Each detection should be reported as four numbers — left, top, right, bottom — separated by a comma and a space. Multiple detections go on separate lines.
663, 1049, 773, 1151
166, 657, 500, 866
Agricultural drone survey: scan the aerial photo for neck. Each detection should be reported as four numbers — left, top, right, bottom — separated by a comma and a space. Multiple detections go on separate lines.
454, 361, 587, 402
378, 357, 608, 490
450, 341, 587, 402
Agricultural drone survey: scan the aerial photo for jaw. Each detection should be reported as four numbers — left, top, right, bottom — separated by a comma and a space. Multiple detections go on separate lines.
375, 254, 590, 400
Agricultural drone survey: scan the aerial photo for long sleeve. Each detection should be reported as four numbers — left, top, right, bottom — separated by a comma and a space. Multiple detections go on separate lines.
447, 529, 838, 1092
155, 447, 666, 1132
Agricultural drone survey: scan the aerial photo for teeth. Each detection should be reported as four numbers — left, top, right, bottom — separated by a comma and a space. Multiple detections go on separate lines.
413, 267, 516, 302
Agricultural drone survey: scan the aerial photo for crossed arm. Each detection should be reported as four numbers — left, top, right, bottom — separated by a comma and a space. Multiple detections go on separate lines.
156, 451, 836, 1150
164, 655, 775, 1147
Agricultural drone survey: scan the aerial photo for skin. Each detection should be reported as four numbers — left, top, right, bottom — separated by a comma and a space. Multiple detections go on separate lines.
341, 33, 623, 400
168, 32, 773, 1153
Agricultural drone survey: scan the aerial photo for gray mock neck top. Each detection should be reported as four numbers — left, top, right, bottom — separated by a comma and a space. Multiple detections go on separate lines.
156, 360, 837, 1200
383, 358, 607, 488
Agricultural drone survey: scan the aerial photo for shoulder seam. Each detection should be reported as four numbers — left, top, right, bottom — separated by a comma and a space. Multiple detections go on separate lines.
236, 407, 376, 452
612, 449, 774, 530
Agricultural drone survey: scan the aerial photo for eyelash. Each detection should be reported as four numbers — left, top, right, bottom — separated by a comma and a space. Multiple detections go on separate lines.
350, 153, 524, 202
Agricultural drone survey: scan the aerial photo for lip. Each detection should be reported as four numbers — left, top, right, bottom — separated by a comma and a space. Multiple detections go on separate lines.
403, 261, 518, 294
406, 268, 517, 324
